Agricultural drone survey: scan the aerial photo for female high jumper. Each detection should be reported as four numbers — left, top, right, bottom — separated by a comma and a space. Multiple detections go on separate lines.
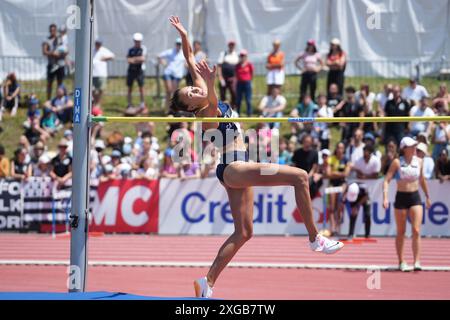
168, 16, 344, 298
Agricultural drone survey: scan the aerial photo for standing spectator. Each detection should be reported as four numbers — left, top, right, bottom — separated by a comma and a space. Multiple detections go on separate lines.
402, 77, 429, 106
50, 139, 72, 189
352, 144, 381, 179
334, 86, 363, 144
42, 24, 66, 100
34, 155, 52, 177
381, 139, 399, 175
92, 39, 115, 105
383, 85, 411, 146
235, 50, 254, 116
326, 38, 346, 96
290, 94, 317, 137
416, 142, 434, 180
49, 85, 73, 125
432, 83, 450, 114
0, 144, 9, 178
185, 40, 207, 86
435, 148, 450, 183
158, 38, 186, 110
342, 182, 371, 239
314, 93, 333, 150
409, 96, 435, 138
376, 83, 393, 115
355, 84, 376, 111
2, 73, 20, 117
258, 86, 286, 130
125, 33, 147, 115
10, 147, 32, 181
327, 83, 342, 110
295, 40, 323, 101
217, 40, 239, 107
431, 120, 450, 160
58, 25, 70, 75
345, 128, 365, 164
266, 39, 285, 93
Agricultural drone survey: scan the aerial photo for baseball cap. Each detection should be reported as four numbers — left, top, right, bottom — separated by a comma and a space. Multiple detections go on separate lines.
307, 39, 316, 46
363, 132, 375, 142
104, 164, 114, 173
95, 139, 106, 150
239, 49, 248, 56
38, 155, 50, 164
101, 155, 111, 165
95, 38, 103, 44
321, 149, 331, 157
58, 138, 69, 147
400, 136, 418, 149
133, 32, 143, 42
111, 150, 122, 158
64, 129, 73, 137
175, 37, 182, 44
124, 137, 133, 145
122, 143, 132, 155
29, 97, 39, 106
330, 38, 341, 46
416, 142, 428, 155
92, 106, 103, 116
346, 183, 360, 203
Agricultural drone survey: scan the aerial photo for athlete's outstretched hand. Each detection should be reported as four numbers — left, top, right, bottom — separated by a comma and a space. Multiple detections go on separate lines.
169, 15, 187, 36
196, 60, 217, 83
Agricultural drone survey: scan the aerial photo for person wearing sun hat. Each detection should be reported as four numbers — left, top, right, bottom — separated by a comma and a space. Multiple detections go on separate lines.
383, 136, 431, 272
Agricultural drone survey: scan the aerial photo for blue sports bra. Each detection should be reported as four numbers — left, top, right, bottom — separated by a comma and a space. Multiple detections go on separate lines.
395, 156, 421, 182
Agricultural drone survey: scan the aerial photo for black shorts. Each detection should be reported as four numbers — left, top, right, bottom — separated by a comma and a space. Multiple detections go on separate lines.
216, 151, 249, 184
394, 191, 422, 210
127, 69, 144, 87
47, 65, 65, 83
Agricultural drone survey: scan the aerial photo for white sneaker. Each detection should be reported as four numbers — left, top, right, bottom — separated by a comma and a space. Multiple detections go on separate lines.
194, 277, 213, 298
310, 234, 344, 254
399, 261, 409, 272
414, 261, 422, 271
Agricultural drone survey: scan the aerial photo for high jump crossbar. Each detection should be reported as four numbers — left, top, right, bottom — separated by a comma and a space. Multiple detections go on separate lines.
91, 116, 450, 124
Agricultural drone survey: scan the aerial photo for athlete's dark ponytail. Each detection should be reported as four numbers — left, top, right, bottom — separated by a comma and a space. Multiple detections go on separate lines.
170, 89, 188, 112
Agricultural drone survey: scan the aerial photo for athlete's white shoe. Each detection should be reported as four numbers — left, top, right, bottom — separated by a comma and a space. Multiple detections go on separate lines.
194, 277, 213, 298
310, 234, 344, 254
399, 261, 409, 272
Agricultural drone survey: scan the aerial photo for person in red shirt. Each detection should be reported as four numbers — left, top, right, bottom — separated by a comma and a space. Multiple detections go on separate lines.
235, 50, 254, 116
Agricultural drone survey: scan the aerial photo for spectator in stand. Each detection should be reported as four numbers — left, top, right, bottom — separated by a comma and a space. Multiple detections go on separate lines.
50, 139, 72, 189
416, 142, 434, 180
327, 83, 342, 110
292, 134, 318, 174
277, 138, 292, 165
409, 96, 435, 138
266, 39, 285, 93
235, 49, 254, 116
381, 139, 399, 175
160, 148, 178, 178
64, 129, 74, 157
29, 141, 46, 173
360, 95, 378, 137
217, 40, 239, 107
258, 86, 286, 130
133, 136, 159, 171
435, 148, 450, 183
185, 40, 207, 86
431, 120, 450, 161
402, 77, 429, 106
314, 93, 333, 150
10, 147, 32, 181
327, 142, 351, 236
125, 33, 147, 115
100, 163, 116, 182
48, 85, 73, 125
295, 39, 323, 101
334, 86, 363, 144
345, 128, 365, 164
326, 38, 346, 96
376, 83, 393, 115
34, 155, 52, 177
58, 25, 70, 74
135, 155, 159, 180
178, 158, 200, 180
23, 117, 50, 146
2, 73, 20, 117
110, 150, 123, 177
201, 144, 219, 178
352, 144, 381, 179
432, 83, 450, 114
92, 39, 115, 106
40, 105, 59, 136
362, 132, 382, 159
0, 144, 9, 178
342, 182, 371, 239
355, 84, 376, 111
384, 85, 411, 146
42, 23, 66, 100
158, 38, 186, 110
290, 94, 317, 137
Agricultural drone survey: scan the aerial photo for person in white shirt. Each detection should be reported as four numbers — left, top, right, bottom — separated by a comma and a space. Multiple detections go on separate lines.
258, 86, 286, 129
409, 96, 435, 138
355, 84, 376, 111
376, 83, 393, 115
352, 144, 381, 179
217, 40, 239, 107
314, 94, 333, 150
158, 38, 187, 110
92, 39, 115, 105
345, 128, 365, 164
402, 77, 429, 105
416, 142, 434, 179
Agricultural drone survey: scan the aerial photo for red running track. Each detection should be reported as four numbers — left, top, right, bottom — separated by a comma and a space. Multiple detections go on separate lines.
1, 234, 450, 299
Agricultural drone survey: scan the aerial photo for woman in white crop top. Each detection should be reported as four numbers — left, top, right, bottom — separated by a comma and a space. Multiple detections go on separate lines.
383, 137, 431, 272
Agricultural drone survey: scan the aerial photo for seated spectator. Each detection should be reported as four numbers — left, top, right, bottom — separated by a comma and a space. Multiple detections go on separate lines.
360, 95, 378, 137
409, 96, 435, 138
402, 77, 429, 106
277, 138, 292, 165
178, 158, 200, 180
121, 140, 134, 165
376, 83, 393, 115
160, 148, 178, 178
134, 136, 159, 170
258, 86, 286, 129
23, 117, 50, 146
327, 83, 342, 110
110, 149, 123, 176
384, 85, 410, 146
355, 84, 376, 111
50, 85, 74, 125
352, 145, 381, 179
0, 144, 10, 178
100, 164, 116, 182
292, 134, 318, 175
432, 83, 449, 114
314, 94, 333, 150
40, 105, 59, 136
2, 72, 20, 117
431, 120, 450, 160
50, 138, 72, 189
362, 132, 382, 159
64, 129, 73, 157
200, 145, 219, 178
334, 86, 363, 144
435, 148, 450, 183
416, 142, 434, 180
135, 155, 159, 180
381, 139, 398, 175
34, 155, 52, 177
10, 147, 32, 181
25, 95, 42, 128
29, 141, 46, 173
290, 94, 317, 136
345, 128, 365, 164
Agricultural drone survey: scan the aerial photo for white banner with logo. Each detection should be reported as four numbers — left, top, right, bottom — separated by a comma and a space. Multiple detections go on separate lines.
159, 178, 450, 237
